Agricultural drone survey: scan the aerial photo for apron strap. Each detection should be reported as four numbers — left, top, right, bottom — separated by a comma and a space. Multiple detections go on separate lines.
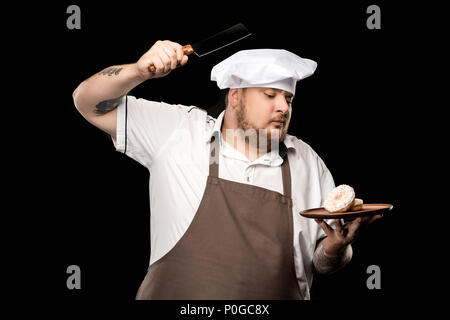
209, 135, 292, 198
281, 155, 292, 198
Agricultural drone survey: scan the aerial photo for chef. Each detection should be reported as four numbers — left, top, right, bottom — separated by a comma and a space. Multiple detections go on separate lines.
72, 40, 382, 300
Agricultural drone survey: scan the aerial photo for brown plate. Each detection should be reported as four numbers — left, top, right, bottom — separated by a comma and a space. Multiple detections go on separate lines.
299, 204, 393, 219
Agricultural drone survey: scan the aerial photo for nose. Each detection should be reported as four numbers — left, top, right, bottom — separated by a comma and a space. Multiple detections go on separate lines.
275, 96, 290, 115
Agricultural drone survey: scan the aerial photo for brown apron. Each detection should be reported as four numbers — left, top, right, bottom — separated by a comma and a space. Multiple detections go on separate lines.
136, 135, 302, 300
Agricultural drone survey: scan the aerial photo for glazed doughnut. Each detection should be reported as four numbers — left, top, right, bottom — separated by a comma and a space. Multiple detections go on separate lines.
349, 198, 363, 211
324, 184, 355, 213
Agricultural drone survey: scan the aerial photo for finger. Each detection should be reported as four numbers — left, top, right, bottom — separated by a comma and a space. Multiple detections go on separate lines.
346, 217, 362, 239
357, 214, 381, 228
366, 214, 383, 224
164, 41, 178, 67
334, 219, 343, 233
162, 45, 178, 70
166, 40, 182, 51
158, 49, 172, 73
151, 55, 165, 73
167, 41, 184, 63
179, 55, 189, 66
315, 219, 333, 236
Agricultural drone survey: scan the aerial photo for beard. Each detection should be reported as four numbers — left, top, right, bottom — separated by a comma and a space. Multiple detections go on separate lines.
235, 99, 288, 147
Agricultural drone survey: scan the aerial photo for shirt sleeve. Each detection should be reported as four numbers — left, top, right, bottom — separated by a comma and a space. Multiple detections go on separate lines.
111, 95, 194, 168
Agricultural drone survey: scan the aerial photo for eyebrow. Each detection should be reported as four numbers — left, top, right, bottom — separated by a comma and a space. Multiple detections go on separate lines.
264, 88, 293, 98
279, 90, 293, 99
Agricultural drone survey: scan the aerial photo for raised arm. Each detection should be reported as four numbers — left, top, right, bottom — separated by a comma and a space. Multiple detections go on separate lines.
72, 40, 189, 139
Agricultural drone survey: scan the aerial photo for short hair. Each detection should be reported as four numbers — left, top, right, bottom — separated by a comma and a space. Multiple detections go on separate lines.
223, 89, 230, 108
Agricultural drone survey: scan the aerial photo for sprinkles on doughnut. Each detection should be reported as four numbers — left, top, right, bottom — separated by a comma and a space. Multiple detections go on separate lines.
324, 184, 355, 213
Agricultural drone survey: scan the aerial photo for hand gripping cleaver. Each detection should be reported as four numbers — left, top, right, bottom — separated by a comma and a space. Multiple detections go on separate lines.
148, 23, 252, 72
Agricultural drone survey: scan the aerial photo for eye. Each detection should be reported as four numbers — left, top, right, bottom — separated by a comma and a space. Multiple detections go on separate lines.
286, 96, 293, 105
264, 93, 275, 98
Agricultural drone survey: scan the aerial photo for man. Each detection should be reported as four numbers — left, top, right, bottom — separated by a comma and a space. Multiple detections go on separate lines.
73, 40, 381, 300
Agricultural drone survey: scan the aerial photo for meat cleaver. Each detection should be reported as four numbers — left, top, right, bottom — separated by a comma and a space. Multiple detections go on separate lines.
148, 23, 252, 72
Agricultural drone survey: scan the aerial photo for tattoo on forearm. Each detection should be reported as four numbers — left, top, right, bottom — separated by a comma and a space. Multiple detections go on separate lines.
97, 66, 123, 76
94, 95, 124, 114
312, 243, 352, 274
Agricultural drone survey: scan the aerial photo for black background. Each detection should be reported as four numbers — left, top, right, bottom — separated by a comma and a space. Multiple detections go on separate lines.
8, 0, 434, 317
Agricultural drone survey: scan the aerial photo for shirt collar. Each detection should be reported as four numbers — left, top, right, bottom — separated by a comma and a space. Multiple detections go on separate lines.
206, 110, 226, 142
206, 110, 295, 158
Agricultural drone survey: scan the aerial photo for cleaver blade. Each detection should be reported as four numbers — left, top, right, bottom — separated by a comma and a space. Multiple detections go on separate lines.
149, 23, 252, 72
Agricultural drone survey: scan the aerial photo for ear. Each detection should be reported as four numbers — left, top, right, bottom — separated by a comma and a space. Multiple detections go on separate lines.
228, 88, 240, 109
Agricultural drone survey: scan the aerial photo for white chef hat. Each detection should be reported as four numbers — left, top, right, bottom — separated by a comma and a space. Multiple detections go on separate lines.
211, 49, 317, 95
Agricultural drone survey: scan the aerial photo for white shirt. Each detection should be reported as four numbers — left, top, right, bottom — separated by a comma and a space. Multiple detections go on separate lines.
112, 95, 336, 299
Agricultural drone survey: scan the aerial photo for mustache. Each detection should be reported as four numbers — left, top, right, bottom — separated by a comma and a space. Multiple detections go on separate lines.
271, 115, 288, 123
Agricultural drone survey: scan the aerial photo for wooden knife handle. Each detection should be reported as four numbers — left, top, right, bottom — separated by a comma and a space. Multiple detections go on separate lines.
148, 45, 194, 72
